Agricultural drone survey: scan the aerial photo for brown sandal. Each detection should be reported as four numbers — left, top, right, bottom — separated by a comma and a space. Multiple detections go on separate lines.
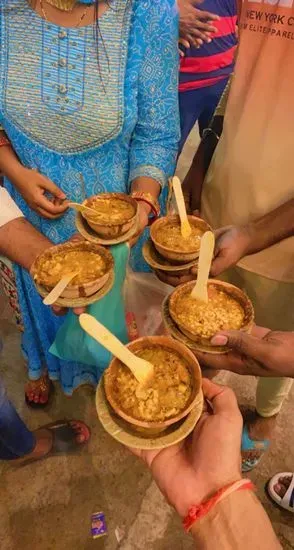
13, 420, 91, 466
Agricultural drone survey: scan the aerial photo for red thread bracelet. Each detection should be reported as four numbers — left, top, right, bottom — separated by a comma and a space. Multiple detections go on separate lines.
183, 479, 255, 532
131, 191, 160, 226
0, 136, 11, 147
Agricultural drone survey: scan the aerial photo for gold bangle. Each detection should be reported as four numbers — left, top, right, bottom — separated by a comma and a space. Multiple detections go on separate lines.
131, 191, 160, 223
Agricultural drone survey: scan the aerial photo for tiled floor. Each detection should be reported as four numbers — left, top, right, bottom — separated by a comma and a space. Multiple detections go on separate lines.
0, 132, 293, 549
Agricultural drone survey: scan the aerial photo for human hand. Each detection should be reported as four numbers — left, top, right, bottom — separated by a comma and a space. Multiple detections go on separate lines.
178, 0, 219, 48
16, 167, 68, 219
211, 225, 253, 277
130, 379, 242, 517
129, 202, 149, 247
196, 327, 294, 379
179, 38, 202, 56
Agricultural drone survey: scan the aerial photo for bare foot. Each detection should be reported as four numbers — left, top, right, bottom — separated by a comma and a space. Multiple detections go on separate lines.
25, 374, 52, 406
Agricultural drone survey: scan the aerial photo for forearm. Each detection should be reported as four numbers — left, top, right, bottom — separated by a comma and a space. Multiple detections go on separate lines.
131, 177, 161, 214
0, 217, 51, 271
191, 490, 281, 550
245, 198, 294, 255
0, 131, 24, 186
182, 119, 222, 212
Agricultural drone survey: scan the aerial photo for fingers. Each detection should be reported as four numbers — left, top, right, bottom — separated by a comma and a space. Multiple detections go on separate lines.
155, 270, 196, 287
184, 31, 211, 46
210, 330, 271, 366
73, 307, 86, 315
197, 10, 220, 21
37, 194, 68, 215
202, 378, 240, 418
190, 20, 217, 33
210, 251, 230, 277
213, 226, 232, 240
51, 305, 86, 316
41, 177, 66, 200
179, 38, 190, 49
51, 305, 68, 316
37, 206, 66, 219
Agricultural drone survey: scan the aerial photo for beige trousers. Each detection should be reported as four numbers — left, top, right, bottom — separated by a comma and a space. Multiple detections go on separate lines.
220, 267, 293, 417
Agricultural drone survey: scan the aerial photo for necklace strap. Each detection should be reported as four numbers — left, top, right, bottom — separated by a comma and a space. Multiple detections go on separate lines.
40, 0, 89, 25
45, 0, 77, 11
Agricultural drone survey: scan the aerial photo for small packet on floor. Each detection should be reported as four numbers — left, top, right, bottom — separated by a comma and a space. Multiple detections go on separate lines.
91, 512, 107, 539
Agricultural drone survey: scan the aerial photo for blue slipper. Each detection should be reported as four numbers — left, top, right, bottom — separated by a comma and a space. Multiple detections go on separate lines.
242, 425, 270, 472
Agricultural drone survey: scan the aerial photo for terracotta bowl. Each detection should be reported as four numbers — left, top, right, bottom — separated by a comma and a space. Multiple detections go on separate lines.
82, 193, 138, 239
150, 215, 211, 264
104, 335, 202, 436
31, 241, 114, 300
169, 280, 254, 353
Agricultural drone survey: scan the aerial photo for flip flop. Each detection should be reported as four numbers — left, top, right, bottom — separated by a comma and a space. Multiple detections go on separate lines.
25, 378, 54, 409
242, 425, 270, 472
13, 420, 90, 466
267, 473, 294, 512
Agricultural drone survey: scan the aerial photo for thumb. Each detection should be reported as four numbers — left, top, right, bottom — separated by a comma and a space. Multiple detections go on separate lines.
202, 378, 240, 417
41, 178, 66, 200
211, 330, 270, 363
210, 252, 229, 277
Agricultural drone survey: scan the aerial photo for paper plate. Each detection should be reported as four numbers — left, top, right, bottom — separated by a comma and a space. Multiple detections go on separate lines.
142, 239, 198, 273
75, 212, 139, 245
35, 270, 115, 308
96, 380, 204, 450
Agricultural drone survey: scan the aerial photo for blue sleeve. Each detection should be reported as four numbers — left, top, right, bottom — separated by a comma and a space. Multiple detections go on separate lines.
129, 0, 180, 189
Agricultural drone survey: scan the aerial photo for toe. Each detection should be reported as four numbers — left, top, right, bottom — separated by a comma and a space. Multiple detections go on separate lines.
69, 421, 90, 444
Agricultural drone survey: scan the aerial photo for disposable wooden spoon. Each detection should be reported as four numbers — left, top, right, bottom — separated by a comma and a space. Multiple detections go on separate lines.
43, 271, 79, 306
79, 314, 154, 386
191, 231, 215, 303
68, 202, 98, 217
172, 176, 192, 239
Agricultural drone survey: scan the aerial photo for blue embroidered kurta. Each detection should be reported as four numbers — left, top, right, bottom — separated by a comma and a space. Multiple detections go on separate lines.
0, 0, 180, 393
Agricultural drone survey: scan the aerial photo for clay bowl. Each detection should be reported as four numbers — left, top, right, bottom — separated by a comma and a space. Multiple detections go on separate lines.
150, 215, 211, 264
142, 239, 198, 277
82, 193, 138, 239
168, 280, 254, 353
31, 241, 114, 300
103, 335, 202, 436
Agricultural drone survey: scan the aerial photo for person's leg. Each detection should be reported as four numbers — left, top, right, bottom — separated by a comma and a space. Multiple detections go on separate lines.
178, 88, 205, 154
0, 258, 52, 407
0, 377, 36, 460
219, 267, 293, 469
198, 77, 229, 136
0, 378, 90, 463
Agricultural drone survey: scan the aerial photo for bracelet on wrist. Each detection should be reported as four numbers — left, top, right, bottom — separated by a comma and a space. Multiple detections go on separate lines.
0, 135, 11, 147
183, 479, 255, 532
131, 191, 160, 226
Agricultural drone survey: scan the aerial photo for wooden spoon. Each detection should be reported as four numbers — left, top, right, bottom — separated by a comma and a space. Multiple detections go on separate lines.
43, 271, 79, 306
191, 231, 215, 303
79, 314, 154, 386
172, 176, 192, 239
68, 202, 98, 217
